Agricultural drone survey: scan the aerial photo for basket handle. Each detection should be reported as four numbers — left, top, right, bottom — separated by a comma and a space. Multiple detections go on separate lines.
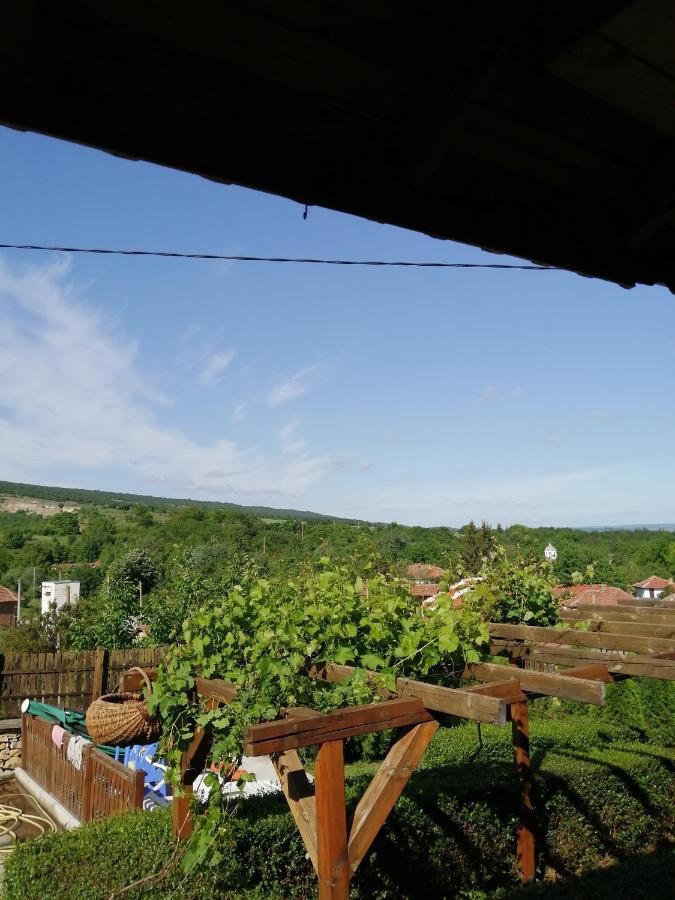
127, 666, 153, 697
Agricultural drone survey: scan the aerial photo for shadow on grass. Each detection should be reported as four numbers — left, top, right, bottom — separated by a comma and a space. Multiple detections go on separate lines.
501, 848, 675, 900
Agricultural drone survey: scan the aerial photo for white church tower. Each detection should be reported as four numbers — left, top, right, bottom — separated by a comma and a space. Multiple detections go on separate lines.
544, 543, 557, 563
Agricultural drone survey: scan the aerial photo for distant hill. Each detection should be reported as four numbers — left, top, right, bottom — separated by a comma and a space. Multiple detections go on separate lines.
0, 480, 361, 523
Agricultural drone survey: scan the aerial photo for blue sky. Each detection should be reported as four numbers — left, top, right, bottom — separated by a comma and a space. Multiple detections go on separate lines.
1, 126, 674, 527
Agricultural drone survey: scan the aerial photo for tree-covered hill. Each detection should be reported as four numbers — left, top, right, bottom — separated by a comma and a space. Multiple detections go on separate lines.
0, 479, 359, 522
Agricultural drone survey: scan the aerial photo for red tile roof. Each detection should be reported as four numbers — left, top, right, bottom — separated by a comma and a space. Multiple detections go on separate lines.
0, 586, 18, 605
632, 575, 674, 590
410, 583, 440, 598
406, 564, 445, 581
554, 583, 633, 608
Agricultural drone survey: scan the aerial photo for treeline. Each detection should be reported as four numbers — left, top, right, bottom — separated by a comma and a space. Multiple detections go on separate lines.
1, 499, 674, 612
0, 479, 352, 521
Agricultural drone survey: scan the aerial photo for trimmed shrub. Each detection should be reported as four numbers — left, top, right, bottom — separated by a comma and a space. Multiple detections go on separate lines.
4, 720, 673, 899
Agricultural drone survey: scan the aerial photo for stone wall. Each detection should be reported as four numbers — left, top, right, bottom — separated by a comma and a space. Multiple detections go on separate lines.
0, 720, 21, 771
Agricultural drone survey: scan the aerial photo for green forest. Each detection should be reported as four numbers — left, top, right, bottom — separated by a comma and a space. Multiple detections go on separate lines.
1, 481, 674, 653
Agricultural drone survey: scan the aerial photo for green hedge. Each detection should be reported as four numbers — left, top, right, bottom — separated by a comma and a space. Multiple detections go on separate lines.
529, 677, 675, 746
5, 720, 674, 900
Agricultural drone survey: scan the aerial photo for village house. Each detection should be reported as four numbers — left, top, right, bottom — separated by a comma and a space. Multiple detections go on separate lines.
553, 583, 634, 608
632, 575, 675, 600
0, 586, 19, 625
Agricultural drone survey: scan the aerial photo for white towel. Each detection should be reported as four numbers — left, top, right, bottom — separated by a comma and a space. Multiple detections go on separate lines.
66, 734, 91, 771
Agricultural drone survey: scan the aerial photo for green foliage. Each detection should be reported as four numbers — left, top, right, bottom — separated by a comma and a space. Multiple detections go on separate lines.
466, 547, 559, 626
50, 511, 80, 535
149, 561, 490, 776
531, 677, 675, 746
5, 720, 673, 900
0, 602, 82, 653
107, 548, 159, 592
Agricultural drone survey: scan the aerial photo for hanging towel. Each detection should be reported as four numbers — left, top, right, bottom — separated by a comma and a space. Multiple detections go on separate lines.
66, 734, 91, 771
51, 724, 66, 749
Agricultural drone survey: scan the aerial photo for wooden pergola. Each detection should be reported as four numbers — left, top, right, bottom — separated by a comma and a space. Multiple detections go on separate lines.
121, 609, 675, 898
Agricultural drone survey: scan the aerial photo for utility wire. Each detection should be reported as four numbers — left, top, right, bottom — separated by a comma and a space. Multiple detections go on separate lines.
0, 242, 558, 270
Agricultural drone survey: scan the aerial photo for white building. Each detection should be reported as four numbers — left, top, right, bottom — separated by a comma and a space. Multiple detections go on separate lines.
544, 543, 557, 562
41, 580, 80, 614
632, 575, 674, 600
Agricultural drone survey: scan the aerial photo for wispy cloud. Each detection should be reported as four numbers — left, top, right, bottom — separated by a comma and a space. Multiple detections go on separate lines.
231, 402, 247, 423
279, 420, 305, 456
198, 350, 235, 385
340, 466, 618, 527
0, 259, 336, 501
479, 384, 524, 403
591, 409, 611, 419
267, 366, 316, 407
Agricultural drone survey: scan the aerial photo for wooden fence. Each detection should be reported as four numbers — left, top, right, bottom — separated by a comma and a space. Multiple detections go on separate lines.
0, 647, 168, 717
22, 713, 144, 822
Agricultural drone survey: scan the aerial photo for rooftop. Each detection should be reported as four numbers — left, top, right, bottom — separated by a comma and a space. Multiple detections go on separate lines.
554, 583, 634, 608
633, 575, 674, 590
0, 586, 18, 605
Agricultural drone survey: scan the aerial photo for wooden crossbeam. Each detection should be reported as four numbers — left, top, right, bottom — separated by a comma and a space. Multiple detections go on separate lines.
574, 603, 675, 618
465, 662, 607, 704
194, 676, 238, 702
509, 645, 675, 679
311, 663, 510, 725
557, 664, 613, 682
489, 622, 675, 655
560, 617, 675, 639
564, 607, 675, 624
273, 749, 319, 873
348, 720, 439, 875
244, 698, 435, 756
458, 678, 527, 704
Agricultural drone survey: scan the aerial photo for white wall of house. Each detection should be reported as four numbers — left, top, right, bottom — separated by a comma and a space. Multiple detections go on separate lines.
634, 586, 666, 599
41, 580, 81, 614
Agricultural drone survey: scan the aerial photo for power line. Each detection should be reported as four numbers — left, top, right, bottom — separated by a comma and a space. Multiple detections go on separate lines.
0, 242, 559, 270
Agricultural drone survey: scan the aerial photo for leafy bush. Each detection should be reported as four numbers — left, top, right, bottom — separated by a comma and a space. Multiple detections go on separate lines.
5, 720, 673, 900
530, 677, 675, 747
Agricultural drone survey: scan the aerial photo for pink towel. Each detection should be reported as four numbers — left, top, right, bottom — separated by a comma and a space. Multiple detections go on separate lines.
51, 724, 66, 749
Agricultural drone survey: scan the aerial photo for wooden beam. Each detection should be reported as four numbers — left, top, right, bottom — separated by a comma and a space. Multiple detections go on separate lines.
458, 678, 527, 704
273, 749, 318, 874
511, 699, 535, 883
581, 602, 675, 616
465, 662, 606, 704
560, 617, 675, 639
556, 664, 613, 683
348, 720, 439, 875
509, 645, 675, 679
172, 787, 194, 840
243, 698, 435, 756
194, 676, 238, 702
311, 663, 509, 726
565, 607, 675, 624
316, 740, 349, 900
489, 622, 675, 655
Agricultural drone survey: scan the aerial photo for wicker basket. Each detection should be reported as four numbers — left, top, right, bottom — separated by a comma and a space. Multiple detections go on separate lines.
86, 666, 161, 746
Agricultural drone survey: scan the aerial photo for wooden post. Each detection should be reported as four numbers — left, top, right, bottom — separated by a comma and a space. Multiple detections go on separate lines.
172, 787, 194, 840
315, 739, 349, 900
510, 699, 535, 882
92, 648, 108, 701
82, 744, 94, 822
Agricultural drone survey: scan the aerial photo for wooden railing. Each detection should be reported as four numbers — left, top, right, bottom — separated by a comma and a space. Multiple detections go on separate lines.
21, 714, 144, 822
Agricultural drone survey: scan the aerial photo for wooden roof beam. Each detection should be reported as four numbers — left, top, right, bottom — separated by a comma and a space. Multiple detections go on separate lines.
465, 661, 607, 704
